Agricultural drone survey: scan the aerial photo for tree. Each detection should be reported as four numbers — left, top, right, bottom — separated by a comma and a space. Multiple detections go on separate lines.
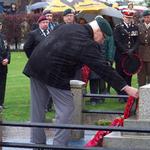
145, 0, 150, 7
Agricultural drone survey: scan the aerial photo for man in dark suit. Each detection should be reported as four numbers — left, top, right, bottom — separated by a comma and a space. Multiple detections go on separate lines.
23, 15, 49, 58
23, 16, 138, 147
114, 9, 139, 102
23, 16, 51, 113
0, 22, 10, 110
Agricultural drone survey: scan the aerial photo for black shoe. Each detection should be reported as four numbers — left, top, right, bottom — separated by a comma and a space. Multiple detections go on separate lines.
91, 101, 97, 106
98, 98, 105, 104
2, 105, 8, 109
118, 98, 126, 103
90, 98, 105, 105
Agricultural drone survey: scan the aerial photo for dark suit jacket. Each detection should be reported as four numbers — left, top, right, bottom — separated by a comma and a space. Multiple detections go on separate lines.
0, 33, 10, 74
138, 23, 150, 62
23, 24, 127, 91
114, 22, 139, 67
23, 28, 47, 58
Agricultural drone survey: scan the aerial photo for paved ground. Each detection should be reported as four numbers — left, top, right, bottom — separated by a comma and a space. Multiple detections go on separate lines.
1, 127, 96, 150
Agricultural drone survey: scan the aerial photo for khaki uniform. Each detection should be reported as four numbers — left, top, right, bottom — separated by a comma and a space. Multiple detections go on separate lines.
138, 23, 150, 86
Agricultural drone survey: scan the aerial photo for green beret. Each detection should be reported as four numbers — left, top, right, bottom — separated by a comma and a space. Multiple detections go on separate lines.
63, 8, 75, 16
143, 10, 150, 17
95, 16, 112, 36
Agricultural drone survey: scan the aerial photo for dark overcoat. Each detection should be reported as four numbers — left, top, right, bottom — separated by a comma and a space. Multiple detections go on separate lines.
23, 28, 47, 58
0, 33, 10, 75
23, 24, 127, 90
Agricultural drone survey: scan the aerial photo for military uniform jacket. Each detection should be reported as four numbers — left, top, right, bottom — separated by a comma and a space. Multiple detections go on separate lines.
23, 24, 127, 91
0, 33, 10, 74
138, 23, 150, 62
114, 22, 139, 61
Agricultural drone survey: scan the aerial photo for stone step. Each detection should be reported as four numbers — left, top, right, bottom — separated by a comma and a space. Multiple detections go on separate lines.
103, 132, 150, 150
122, 117, 150, 136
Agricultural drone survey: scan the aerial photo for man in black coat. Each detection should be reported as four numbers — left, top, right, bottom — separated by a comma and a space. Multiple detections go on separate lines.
0, 22, 10, 110
23, 16, 138, 147
23, 15, 49, 58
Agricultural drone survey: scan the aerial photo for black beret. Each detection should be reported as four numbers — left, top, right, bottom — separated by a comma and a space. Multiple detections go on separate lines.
95, 16, 112, 36
63, 8, 75, 16
143, 10, 150, 17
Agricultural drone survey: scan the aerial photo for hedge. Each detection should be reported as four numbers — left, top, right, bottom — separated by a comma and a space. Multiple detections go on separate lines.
0, 13, 63, 50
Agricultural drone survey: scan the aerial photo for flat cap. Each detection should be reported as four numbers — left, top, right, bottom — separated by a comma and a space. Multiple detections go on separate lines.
143, 10, 150, 17
95, 16, 112, 36
63, 8, 75, 16
37, 15, 48, 23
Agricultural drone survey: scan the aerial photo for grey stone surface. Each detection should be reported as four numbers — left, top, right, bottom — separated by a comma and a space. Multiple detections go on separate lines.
103, 85, 150, 150
137, 84, 150, 120
103, 132, 150, 150
70, 80, 86, 140
123, 116, 150, 136
1, 127, 96, 150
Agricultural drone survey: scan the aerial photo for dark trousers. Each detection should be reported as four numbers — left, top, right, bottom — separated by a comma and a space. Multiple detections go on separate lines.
138, 61, 150, 87
0, 73, 7, 106
46, 96, 53, 110
89, 79, 106, 102
115, 62, 132, 95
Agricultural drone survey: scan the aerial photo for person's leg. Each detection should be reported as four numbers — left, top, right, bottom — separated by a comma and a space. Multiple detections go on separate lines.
45, 96, 53, 112
0, 73, 7, 107
99, 78, 106, 94
115, 62, 130, 102
47, 86, 74, 146
138, 62, 146, 87
89, 79, 99, 104
30, 77, 49, 144
98, 78, 106, 103
145, 62, 150, 84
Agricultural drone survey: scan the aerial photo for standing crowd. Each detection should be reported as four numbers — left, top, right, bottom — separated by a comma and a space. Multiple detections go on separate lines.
0, 4, 150, 149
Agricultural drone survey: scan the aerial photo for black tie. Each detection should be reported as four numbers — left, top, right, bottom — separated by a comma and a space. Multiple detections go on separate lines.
44, 30, 48, 37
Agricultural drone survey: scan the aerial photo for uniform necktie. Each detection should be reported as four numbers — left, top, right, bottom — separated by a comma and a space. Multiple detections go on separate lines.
44, 30, 48, 37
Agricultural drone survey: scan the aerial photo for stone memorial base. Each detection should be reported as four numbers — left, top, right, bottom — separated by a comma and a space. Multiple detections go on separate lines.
103, 117, 150, 150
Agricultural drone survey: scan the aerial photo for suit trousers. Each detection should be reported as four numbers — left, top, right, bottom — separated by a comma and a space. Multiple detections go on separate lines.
0, 73, 7, 106
30, 77, 74, 146
89, 79, 106, 101
115, 62, 132, 95
138, 61, 150, 87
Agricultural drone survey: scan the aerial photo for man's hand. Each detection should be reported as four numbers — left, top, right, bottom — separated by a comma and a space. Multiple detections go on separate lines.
123, 85, 139, 98
2, 58, 9, 66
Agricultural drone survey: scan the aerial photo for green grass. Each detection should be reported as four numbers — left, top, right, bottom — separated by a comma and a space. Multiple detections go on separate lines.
2, 52, 138, 122
3, 52, 30, 121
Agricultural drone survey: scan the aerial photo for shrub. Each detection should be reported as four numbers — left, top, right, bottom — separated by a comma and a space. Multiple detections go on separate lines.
0, 13, 63, 50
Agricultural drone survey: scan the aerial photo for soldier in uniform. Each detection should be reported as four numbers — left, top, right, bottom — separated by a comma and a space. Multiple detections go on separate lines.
42, 10, 59, 31
114, 10, 139, 102
0, 22, 10, 110
138, 10, 150, 87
